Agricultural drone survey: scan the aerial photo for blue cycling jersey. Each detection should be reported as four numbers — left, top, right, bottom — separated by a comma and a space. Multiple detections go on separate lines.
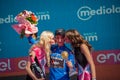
50, 44, 75, 80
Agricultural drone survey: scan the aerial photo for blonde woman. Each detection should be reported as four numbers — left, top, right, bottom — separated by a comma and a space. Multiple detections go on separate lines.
25, 31, 54, 80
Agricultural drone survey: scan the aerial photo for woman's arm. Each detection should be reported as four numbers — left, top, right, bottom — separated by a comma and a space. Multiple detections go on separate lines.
26, 50, 45, 80
80, 44, 96, 79
25, 51, 38, 80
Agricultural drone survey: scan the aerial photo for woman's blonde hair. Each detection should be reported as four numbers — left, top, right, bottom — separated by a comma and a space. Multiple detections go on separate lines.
30, 31, 54, 67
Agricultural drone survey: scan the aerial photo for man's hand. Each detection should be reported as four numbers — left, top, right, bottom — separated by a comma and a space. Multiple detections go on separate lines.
66, 61, 73, 68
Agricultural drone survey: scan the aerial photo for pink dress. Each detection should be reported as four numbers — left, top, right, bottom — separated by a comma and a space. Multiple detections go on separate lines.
74, 47, 92, 80
78, 64, 91, 80
31, 46, 46, 74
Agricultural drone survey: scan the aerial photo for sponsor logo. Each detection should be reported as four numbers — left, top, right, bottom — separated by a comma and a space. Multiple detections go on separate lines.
83, 32, 98, 42
36, 11, 50, 21
0, 58, 27, 72
77, 5, 120, 20
93, 50, 120, 64
0, 11, 50, 24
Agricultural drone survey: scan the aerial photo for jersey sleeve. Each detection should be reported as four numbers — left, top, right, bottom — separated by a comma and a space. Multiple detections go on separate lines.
27, 35, 38, 44
68, 52, 75, 66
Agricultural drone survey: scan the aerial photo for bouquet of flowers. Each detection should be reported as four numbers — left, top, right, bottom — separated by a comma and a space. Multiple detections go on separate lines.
12, 10, 38, 38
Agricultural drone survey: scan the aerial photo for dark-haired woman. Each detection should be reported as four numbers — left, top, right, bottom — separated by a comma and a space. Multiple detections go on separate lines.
65, 29, 96, 80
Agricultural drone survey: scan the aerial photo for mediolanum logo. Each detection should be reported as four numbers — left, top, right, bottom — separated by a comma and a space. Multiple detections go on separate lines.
77, 5, 120, 21
0, 11, 50, 24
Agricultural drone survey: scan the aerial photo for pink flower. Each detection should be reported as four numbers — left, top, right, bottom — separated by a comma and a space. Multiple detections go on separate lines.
12, 10, 39, 38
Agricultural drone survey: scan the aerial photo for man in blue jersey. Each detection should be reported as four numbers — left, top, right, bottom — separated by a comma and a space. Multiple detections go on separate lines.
49, 29, 75, 80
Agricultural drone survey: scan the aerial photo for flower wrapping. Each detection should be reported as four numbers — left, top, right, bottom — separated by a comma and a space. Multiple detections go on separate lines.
12, 10, 38, 38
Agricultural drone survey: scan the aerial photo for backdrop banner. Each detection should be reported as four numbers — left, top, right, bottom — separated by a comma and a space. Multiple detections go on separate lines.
0, 0, 120, 80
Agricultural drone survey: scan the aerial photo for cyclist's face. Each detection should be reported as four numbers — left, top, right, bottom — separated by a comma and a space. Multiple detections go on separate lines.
55, 35, 65, 46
